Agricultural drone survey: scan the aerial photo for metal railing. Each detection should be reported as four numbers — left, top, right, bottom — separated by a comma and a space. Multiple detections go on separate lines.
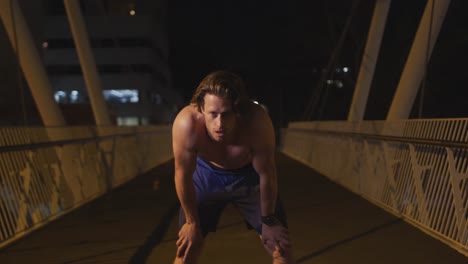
281, 119, 468, 256
0, 125, 173, 248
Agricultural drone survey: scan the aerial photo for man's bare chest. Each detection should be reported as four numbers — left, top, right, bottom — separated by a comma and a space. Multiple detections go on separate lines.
197, 140, 252, 169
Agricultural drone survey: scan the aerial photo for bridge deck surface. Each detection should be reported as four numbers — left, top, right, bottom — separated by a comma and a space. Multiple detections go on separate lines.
0, 153, 466, 263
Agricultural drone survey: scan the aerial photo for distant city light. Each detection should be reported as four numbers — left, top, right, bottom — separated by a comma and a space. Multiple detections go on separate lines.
129, 10, 136, 16
42, 41, 48, 48
70, 90, 79, 102
54, 91, 66, 103
335, 80, 344, 88
343, 67, 349, 73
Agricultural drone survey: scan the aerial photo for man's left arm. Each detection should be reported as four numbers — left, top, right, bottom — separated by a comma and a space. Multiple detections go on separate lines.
251, 106, 290, 252
251, 107, 278, 218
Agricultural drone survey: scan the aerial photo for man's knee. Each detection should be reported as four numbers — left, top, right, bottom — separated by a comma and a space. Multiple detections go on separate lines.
272, 248, 294, 264
173, 256, 199, 264
173, 243, 203, 264
262, 242, 294, 264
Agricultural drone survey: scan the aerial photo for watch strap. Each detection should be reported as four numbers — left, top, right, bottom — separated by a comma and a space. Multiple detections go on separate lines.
261, 214, 280, 226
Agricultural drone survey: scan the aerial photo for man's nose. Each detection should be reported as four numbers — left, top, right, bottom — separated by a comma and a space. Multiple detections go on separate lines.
215, 115, 223, 128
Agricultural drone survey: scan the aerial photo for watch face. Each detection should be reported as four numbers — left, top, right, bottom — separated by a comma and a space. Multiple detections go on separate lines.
262, 215, 278, 226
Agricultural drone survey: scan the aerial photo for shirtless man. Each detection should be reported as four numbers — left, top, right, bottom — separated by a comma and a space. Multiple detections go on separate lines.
172, 71, 294, 264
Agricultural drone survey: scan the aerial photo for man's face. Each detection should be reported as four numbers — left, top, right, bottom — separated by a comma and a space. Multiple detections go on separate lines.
202, 94, 237, 143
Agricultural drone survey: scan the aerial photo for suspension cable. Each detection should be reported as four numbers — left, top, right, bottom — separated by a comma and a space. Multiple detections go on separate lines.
303, 0, 361, 120
419, 0, 435, 118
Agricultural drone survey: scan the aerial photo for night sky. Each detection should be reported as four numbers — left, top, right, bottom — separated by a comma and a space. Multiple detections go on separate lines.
167, 0, 468, 128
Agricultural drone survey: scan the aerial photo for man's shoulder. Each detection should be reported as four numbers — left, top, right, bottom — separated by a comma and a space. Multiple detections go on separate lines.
241, 101, 269, 125
173, 105, 202, 133
172, 105, 203, 151
241, 102, 273, 142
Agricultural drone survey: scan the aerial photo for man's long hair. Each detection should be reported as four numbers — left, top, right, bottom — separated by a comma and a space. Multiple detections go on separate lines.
190, 71, 249, 113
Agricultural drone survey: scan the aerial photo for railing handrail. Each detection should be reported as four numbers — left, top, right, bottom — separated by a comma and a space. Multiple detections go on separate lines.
0, 129, 168, 153
288, 128, 468, 149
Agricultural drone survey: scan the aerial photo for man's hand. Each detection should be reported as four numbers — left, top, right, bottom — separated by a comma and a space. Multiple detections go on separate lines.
261, 224, 291, 255
176, 223, 204, 263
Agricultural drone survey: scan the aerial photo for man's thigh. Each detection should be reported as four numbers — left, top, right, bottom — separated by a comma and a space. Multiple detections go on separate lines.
178, 192, 229, 236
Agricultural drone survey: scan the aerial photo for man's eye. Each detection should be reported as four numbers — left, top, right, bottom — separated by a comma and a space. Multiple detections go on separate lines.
211, 113, 217, 118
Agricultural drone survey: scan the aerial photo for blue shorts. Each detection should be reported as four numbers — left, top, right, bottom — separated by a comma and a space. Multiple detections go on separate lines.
178, 157, 287, 237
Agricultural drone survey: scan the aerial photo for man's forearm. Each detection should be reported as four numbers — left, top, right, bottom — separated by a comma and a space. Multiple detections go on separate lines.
175, 173, 199, 224
259, 171, 278, 216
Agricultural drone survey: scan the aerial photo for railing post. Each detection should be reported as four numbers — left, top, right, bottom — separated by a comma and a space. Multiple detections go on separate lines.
63, 0, 111, 126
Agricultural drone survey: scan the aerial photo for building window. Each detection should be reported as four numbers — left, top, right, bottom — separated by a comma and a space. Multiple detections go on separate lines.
103, 89, 139, 103
54, 89, 139, 104
54, 90, 86, 103
117, 117, 139, 126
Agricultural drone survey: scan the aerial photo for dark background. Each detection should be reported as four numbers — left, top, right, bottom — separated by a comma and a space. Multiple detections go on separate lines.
168, 0, 468, 128
0, 0, 467, 127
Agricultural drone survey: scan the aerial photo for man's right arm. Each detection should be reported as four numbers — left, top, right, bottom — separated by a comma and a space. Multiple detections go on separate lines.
172, 110, 199, 224
172, 110, 204, 262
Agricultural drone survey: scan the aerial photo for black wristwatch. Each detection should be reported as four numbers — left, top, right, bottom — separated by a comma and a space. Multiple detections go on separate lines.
261, 215, 280, 226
